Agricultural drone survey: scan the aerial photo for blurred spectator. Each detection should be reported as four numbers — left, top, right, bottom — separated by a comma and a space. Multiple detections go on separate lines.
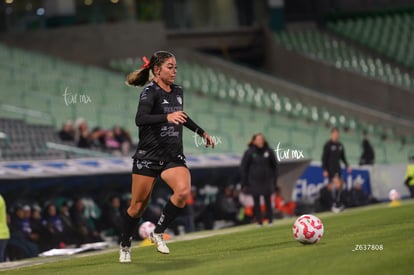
42, 203, 66, 249
64, 118, 131, 154
192, 187, 215, 230
343, 182, 369, 208
0, 195, 10, 262
101, 195, 122, 242
58, 120, 75, 142
359, 131, 375, 166
105, 130, 120, 151
241, 133, 278, 226
30, 204, 50, 252
113, 126, 132, 155
404, 155, 414, 198
214, 185, 240, 225
317, 176, 345, 212
91, 127, 106, 149
317, 183, 334, 212
75, 118, 104, 149
75, 118, 92, 148
58, 201, 79, 246
8, 204, 39, 259
70, 198, 102, 245
22, 205, 41, 246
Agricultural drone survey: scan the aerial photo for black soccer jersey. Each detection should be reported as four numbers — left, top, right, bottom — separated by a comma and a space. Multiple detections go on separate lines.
321, 140, 349, 177
133, 81, 204, 162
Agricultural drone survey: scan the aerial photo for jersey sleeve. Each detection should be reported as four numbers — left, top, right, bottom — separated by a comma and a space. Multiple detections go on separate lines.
340, 143, 349, 167
135, 87, 168, 126
321, 142, 329, 171
240, 149, 252, 187
269, 148, 278, 182
183, 113, 205, 137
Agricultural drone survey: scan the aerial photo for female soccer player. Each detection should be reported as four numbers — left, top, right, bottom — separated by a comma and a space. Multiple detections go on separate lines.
119, 51, 214, 263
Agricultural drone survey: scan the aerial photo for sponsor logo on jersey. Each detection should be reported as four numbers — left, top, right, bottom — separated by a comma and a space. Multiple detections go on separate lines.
140, 90, 149, 101
160, 126, 180, 137
176, 95, 182, 105
163, 106, 183, 113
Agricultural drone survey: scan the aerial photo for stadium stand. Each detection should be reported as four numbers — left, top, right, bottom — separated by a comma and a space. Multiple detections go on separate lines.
0, 117, 114, 160
1, 42, 413, 163
327, 12, 414, 69
274, 29, 414, 89
110, 57, 414, 164
0, 117, 63, 160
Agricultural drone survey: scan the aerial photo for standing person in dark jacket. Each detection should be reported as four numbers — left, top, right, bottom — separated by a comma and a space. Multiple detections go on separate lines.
119, 51, 215, 263
322, 127, 351, 179
321, 127, 351, 211
241, 133, 278, 226
359, 131, 375, 166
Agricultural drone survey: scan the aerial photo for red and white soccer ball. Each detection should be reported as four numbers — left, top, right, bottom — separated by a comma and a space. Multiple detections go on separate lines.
138, 221, 155, 239
292, 214, 324, 244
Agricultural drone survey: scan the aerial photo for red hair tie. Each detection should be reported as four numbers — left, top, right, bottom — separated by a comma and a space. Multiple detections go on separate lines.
141, 56, 150, 69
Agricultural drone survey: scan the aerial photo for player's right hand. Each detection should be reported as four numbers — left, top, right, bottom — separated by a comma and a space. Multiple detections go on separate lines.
167, 111, 187, 125
202, 132, 215, 149
323, 170, 328, 178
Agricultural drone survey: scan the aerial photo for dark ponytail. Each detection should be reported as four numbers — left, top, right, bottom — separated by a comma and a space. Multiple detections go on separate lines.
126, 50, 175, 87
127, 67, 150, 87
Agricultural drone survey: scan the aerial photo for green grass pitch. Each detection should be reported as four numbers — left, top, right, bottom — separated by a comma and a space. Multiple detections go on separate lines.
3, 200, 413, 275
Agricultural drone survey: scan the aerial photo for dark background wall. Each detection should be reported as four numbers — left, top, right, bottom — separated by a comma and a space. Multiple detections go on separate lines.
284, 0, 414, 22
0, 21, 167, 67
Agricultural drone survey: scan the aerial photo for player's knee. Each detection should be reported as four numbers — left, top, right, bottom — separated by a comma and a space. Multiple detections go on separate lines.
174, 185, 191, 203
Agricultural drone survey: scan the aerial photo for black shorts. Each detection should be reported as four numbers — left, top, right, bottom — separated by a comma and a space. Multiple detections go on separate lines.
132, 158, 187, 177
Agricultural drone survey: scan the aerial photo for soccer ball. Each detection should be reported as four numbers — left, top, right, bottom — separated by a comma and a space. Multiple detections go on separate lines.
388, 189, 400, 201
292, 214, 324, 244
138, 221, 155, 239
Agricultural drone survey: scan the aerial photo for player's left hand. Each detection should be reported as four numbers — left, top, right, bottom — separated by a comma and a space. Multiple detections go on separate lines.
202, 132, 215, 149
347, 166, 352, 174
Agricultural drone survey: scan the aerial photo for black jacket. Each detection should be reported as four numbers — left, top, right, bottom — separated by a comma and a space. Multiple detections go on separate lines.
240, 145, 278, 196
359, 138, 375, 165
321, 140, 349, 177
